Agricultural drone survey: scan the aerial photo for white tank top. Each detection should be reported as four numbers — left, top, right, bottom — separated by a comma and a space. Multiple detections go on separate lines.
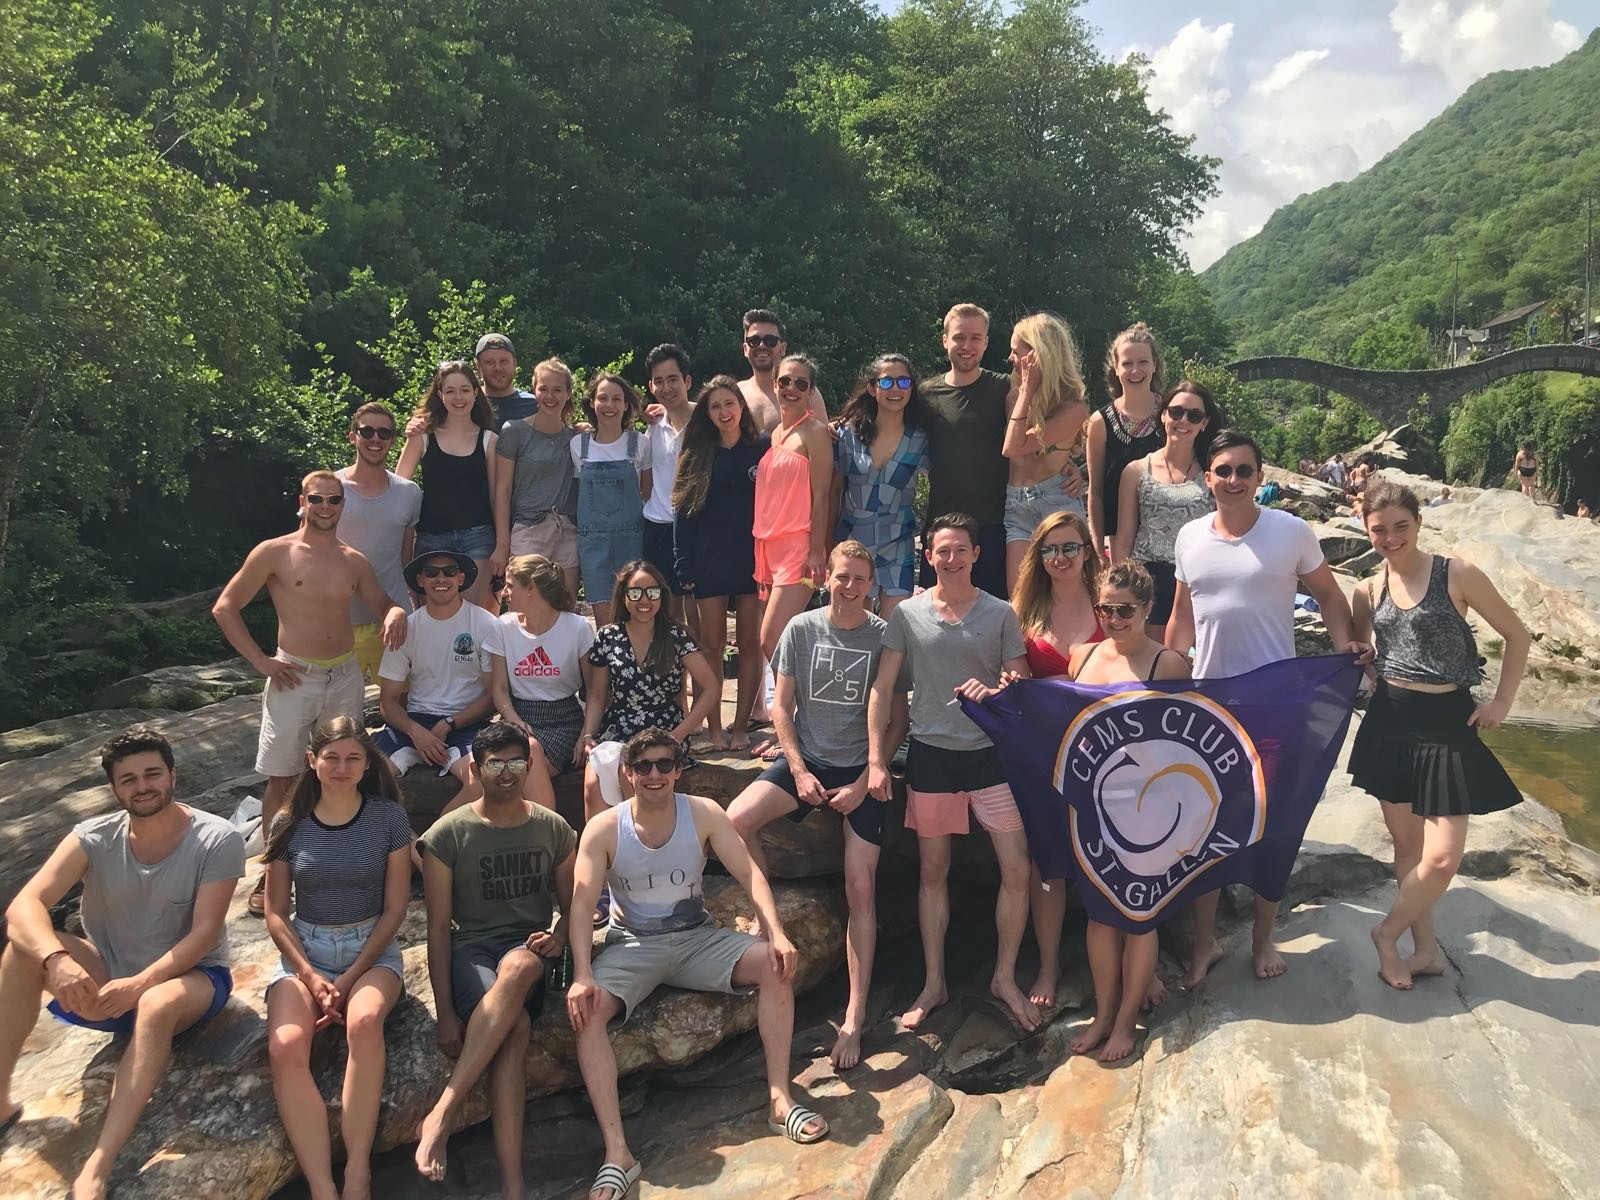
608, 793, 709, 934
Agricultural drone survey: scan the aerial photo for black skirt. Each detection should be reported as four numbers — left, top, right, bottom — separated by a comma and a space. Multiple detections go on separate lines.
1348, 681, 1522, 817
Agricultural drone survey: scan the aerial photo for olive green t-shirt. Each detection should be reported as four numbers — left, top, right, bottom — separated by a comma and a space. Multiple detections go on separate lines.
419, 803, 576, 944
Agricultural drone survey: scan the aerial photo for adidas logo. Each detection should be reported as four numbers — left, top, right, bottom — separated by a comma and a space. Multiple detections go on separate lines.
514, 645, 563, 678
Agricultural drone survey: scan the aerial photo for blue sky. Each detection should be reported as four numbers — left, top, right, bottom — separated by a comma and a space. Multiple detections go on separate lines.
1072, 0, 1596, 267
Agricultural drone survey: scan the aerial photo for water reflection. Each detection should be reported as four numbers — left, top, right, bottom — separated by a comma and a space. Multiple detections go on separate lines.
1482, 718, 1600, 852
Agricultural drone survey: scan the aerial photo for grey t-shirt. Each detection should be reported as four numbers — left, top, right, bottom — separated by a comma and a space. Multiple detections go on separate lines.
884, 590, 1025, 751
339, 469, 423, 623
74, 808, 245, 980
773, 608, 886, 768
498, 420, 578, 523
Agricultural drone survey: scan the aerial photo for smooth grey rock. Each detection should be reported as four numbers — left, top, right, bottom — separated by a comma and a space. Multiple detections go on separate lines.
91, 659, 264, 712
0, 709, 178, 765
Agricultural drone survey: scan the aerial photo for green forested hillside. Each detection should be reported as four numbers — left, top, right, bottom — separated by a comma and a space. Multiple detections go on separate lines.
1204, 29, 1600, 357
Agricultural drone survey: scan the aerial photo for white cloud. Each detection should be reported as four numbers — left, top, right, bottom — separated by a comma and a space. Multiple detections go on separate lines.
1390, 0, 1583, 91
1252, 49, 1331, 97
1138, 19, 1234, 135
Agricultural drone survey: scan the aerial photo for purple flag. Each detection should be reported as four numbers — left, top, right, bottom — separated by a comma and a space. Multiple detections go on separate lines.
960, 654, 1361, 934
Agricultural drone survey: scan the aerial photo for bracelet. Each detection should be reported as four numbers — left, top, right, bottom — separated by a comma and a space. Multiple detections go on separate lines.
1009, 415, 1028, 422
43, 949, 70, 972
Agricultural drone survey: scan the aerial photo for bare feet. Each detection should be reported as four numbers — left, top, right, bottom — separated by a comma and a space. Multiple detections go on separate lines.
991, 977, 1042, 1033
1070, 1015, 1112, 1055
414, 1108, 451, 1182
1143, 974, 1168, 1011
1096, 1022, 1141, 1063
1027, 966, 1058, 1011
341, 1161, 372, 1200
1181, 938, 1225, 989
705, 728, 730, 752
899, 985, 948, 1030
1406, 950, 1446, 978
752, 740, 783, 762
1252, 942, 1287, 980
830, 1024, 863, 1071
726, 727, 750, 752
1370, 925, 1413, 990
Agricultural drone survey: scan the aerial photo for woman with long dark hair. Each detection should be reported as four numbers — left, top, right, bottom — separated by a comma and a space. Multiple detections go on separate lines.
833, 353, 931, 618
263, 716, 412, 1200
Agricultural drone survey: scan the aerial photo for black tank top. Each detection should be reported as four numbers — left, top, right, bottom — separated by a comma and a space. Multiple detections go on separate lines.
1096, 401, 1162, 539
418, 428, 494, 532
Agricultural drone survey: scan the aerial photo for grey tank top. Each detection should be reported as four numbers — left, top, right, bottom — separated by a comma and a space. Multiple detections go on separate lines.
1372, 556, 1481, 688
608, 792, 709, 935
1130, 456, 1214, 564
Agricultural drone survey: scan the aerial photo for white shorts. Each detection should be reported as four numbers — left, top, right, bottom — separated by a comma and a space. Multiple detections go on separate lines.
255, 655, 365, 778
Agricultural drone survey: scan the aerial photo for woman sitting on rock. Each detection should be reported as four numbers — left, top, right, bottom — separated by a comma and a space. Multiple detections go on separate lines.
1065, 562, 1189, 1062
1349, 479, 1531, 990
263, 716, 413, 1200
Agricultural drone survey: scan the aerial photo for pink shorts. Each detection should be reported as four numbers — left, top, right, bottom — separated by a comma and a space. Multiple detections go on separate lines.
754, 530, 811, 596
905, 784, 1023, 837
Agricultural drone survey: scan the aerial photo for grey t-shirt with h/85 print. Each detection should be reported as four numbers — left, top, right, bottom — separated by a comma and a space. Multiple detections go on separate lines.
773, 608, 886, 768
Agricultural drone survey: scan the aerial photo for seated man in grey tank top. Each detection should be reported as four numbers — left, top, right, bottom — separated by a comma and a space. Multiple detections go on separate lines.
566, 728, 829, 1200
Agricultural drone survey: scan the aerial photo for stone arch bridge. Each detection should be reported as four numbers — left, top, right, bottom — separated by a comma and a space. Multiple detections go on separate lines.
1229, 344, 1600, 427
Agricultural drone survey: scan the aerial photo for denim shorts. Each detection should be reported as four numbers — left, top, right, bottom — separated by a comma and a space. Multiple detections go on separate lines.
49, 964, 233, 1037
267, 915, 406, 993
1004, 473, 1086, 543
414, 523, 497, 562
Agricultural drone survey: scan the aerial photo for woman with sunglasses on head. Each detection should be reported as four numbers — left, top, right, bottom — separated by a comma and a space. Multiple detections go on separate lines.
397, 360, 503, 610
832, 354, 932, 619
1008, 510, 1101, 1010
1066, 563, 1189, 1062
672, 376, 769, 750
1111, 379, 1223, 640
571, 372, 653, 628
263, 717, 413, 1200
754, 354, 834, 662
1001, 313, 1092, 593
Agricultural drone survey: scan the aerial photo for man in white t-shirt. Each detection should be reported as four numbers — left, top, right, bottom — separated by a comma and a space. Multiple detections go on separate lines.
1167, 430, 1371, 986
376, 552, 498, 784
642, 344, 695, 624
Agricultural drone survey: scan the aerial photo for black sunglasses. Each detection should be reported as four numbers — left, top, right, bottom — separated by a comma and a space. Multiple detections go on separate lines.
625, 585, 664, 601
355, 425, 396, 441
745, 334, 781, 349
777, 375, 813, 393
1165, 404, 1206, 425
627, 755, 678, 775
420, 564, 462, 578
1039, 541, 1083, 560
1094, 603, 1143, 619
1211, 463, 1258, 480
305, 494, 344, 507
875, 376, 914, 391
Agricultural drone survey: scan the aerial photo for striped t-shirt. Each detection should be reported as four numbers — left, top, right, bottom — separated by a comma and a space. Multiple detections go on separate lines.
279, 796, 413, 925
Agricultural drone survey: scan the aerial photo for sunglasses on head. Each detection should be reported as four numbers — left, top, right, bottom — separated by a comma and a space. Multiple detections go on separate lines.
777, 375, 813, 393
356, 425, 397, 441
1165, 404, 1206, 425
1094, 603, 1143, 620
419, 564, 461, 578
627, 755, 678, 775
625, 585, 664, 602
1039, 541, 1083, 560
480, 757, 529, 777
875, 375, 914, 392
745, 333, 781, 349
1210, 462, 1257, 480
305, 494, 344, 507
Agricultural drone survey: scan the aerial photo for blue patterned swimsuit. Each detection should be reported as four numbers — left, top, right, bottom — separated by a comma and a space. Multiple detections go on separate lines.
833, 425, 930, 597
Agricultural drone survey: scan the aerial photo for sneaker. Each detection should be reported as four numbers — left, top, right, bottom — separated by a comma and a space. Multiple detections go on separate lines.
593, 886, 612, 929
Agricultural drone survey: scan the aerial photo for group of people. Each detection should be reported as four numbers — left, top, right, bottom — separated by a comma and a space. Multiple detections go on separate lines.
0, 300, 1537, 1200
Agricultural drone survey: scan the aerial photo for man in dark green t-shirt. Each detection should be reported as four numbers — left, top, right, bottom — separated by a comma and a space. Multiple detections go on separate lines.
919, 302, 1014, 597
415, 723, 576, 1194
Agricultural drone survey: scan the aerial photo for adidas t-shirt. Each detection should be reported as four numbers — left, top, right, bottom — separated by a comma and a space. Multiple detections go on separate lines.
483, 610, 596, 702
379, 603, 497, 714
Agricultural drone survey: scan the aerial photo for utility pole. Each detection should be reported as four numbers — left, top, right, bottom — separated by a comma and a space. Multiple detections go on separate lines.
1450, 253, 1461, 364
1585, 196, 1592, 340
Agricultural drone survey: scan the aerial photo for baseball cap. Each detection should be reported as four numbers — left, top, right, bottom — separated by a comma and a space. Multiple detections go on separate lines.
475, 333, 515, 358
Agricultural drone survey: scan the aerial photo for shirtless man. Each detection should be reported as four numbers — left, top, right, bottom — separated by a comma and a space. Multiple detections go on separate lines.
737, 308, 828, 432
213, 469, 406, 914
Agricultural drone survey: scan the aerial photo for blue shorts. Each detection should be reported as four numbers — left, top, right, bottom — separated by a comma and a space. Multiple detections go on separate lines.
49, 963, 233, 1037
760, 757, 885, 847
415, 524, 496, 562
267, 915, 406, 993
451, 934, 550, 1022
375, 712, 480, 759
578, 523, 644, 604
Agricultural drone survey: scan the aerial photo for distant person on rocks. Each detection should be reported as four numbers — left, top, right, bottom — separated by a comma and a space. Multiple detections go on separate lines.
0, 727, 244, 1200
727, 541, 908, 1070
1165, 430, 1372, 986
475, 332, 538, 426
868, 512, 1038, 1032
920, 303, 1014, 598
1577, 498, 1592, 519
1084, 323, 1165, 558
264, 717, 412, 1200
493, 356, 582, 601
1427, 487, 1454, 508
1349, 480, 1530, 991
572, 372, 653, 627
737, 307, 827, 432
641, 344, 696, 626
414, 723, 577, 1197
337, 402, 422, 684
1319, 453, 1348, 490
1513, 441, 1539, 498
567, 728, 828, 1200
213, 469, 405, 917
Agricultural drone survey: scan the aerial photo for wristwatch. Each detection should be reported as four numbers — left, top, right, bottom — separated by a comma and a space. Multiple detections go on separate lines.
443, 716, 457, 731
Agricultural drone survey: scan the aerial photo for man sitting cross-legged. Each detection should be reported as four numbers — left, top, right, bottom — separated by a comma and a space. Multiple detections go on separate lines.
727, 540, 908, 1070
0, 726, 244, 1200
413, 723, 576, 1198
568, 727, 828, 1200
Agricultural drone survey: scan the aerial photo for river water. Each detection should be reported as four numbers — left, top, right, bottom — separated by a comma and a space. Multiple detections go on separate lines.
1483, 716, 1600, 852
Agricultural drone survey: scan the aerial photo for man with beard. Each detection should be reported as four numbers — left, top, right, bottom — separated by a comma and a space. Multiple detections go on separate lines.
0, 727, 245, 1200
737, 308, 827, 432
476, 332, 538, 426
213, 469, 406, 915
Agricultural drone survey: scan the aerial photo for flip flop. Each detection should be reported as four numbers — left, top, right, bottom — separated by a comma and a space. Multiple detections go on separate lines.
768, 1104, 828, 1144
588, 1159, 642, 1200
246, 874, 267, 918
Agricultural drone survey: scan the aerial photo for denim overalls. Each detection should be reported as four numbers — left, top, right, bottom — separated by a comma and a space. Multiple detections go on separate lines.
576, 429, 644, 598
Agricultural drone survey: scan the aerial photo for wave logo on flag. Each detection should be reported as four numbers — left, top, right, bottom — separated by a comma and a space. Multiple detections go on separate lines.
1056, 690, 1265, 921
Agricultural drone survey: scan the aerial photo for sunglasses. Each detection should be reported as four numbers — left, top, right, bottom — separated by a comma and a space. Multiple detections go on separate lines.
627, 756, 678, 775
1210, 463, 1258, 480
745, 334, 781, 349
777, 375, 813, 393
419, 564, 462, 578
875, 376, 914, 391
305, 494, 344, 507
1040, 541, 1084, 560
1165, 404, 1206, 425
1094, 603, 1143, 620
480, 757, 529, 777
625, 585, 664, 602
356, 425, 397, 441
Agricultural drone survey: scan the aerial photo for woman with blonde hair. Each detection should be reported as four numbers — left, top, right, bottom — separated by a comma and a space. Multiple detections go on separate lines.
1001, 313, 1091, 592
1085, 323, 1166, 556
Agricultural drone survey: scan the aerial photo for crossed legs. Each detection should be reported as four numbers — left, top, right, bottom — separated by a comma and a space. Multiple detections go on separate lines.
1372, 806, 1466, 990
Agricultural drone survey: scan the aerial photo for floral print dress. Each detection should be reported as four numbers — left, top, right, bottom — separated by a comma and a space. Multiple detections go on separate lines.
586, 622, 699, 742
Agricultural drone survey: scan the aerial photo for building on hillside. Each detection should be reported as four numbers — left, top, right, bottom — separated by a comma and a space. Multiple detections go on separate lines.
1480, 299, 1549, 352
